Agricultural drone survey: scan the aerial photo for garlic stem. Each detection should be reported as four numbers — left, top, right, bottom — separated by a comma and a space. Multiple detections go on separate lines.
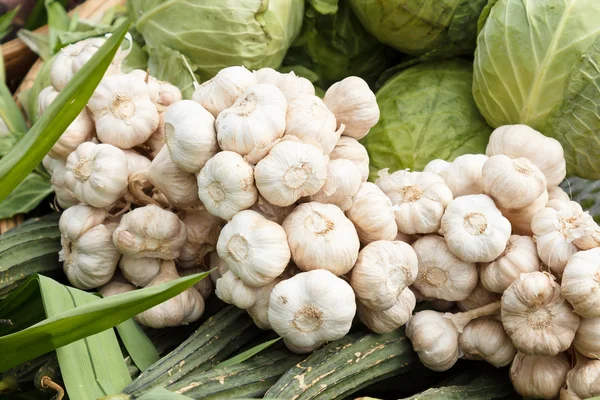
446, 301, 501, 332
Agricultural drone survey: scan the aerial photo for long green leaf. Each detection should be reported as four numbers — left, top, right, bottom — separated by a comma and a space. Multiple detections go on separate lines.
0, 270, 208, 372
217, 337, 281, 369
0, 82, 28, 134
0, 6, 20, 42
116, 320, 160, 372
0, 18, 131, 201
0, 173, 52, 219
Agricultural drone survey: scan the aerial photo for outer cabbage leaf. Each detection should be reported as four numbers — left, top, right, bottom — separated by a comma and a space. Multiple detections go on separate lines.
308, 0, 338, 15
361, 59, 491, 179
146, 45, 199, 99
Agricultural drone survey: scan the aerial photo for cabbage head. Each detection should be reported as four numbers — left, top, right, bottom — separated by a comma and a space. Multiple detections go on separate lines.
128, 0, 304, 81
348, 0, 488, 58
361, 59, 491, 179
473, 0, 600, 179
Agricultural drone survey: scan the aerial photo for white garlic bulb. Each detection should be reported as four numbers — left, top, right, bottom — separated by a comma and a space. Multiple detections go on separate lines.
441, 194, 511, 263
456, 283, 501, 312
329, 136, 370, 182
423, 159, 450, 175
564, 357, 600, 399
574, 317, 600, 358
122, 150, 152, 204
376, 169, 453, 235
178, 266, 213, 300
562, 248, 600, 318
88, 74, 159, 149
128, 70, 182, 111
113, 205, 187, 259
209, 251, 229, 283
178, 209, 224, 269
357, 288, 416, 334
268, 269, 356, 353
192, 66, 257, 117
510, 352, 570, 400
459, 317, 516, 367
482, 155, 546, 209
501, 271, 580, 355
486, 124, 566, 187
59, 205, 120, 289
480, 235, 541, 293
549, 186, 570, 202
350, 240, 418, 310
119, 255, 161, 287
274, 71, 315, 102
216, 210, 290, 287
406, 310, 459, 371
45, 156, 79, 208
411, 235, 478, 302
197, 151, 258, 220
438, 154, 488, 197
306, 159, 361, 211
145, 112, 165, 157
254, 140, 328, 207
345, 182, 397, 243
500, 189, 548, 236
323, 76, 379, 140
253, 67, 282, 85
164, 100, 218, 173
99, 279, 136, 297
283, 202, 360, 276
249, 195, 295, 225
63, 142, 129, 208
247, 277, 281, 330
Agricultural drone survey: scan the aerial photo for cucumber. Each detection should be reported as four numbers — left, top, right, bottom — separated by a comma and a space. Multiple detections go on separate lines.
167, 350, 304, 399
264, 328, 417, 400
123, 306, 262, 397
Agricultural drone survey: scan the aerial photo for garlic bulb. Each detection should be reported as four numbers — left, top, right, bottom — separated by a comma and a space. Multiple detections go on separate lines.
216, 83, 287, 163
501, 271, 580, 355
63, 142, 129, 208
459, 317, 516, 367
192, 66, 257, 117
350, 240, 418, 310
395, 230, 417, 244
145, 112, 165, 157
99, 279, 136, 297
574, 317, 600, 358
164, 100, 218, 173
249, 195, 295, 225
441, 194, 511, 263
88, 74, 159, 149
329, 136, 370, 182
438, 154, 488, 197
247, 277, 281, 330
209, 251, 229, 283
305, 159, 361, 211
411, 235, 478, 302
406, 310, 460, 371
486, 124, 566, 187
549, 186, 570, 202
254, 140, 328, 207
268, 269, 356, 353
283, 202, 360, 276
253, 67, 282, 85
564, 357, 600, 399
345, 182, 397, 243
128, 70, 182, 110
178, 209, 224, 269
357, 288, 416, 334
562, 248, 600, 318
216, 210, 290, 287
423, 159, 450, 175
119, 255, 161, 287
135, 260, 204, 328
500, 189, 548, 236
482, 155, 546, 209
456, 283, 501, 312
113, 205, 187, 259
510, 352, 570, 400
197, 151, 258, 220
376, 169, 453, 235
122, 150, 152, 204
59, 205, 120, 289
323, 76, 379, 140
480, 235, 541, 293
45, 157, 79, 208
274, 71, 315, 102
178, 266, 213, 300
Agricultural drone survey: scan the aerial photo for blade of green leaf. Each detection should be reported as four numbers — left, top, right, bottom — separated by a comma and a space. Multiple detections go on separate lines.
0, 18, 132, 202
0, 82, 28, 134
136, 387, 194, 400
17, 30, 51, 60
0, 270, 209, 372
217, 337, 281, 368
0, 6, 20, 41
115, 319, 159, 372
0, 172, 52, 219
45, 0, 70, 54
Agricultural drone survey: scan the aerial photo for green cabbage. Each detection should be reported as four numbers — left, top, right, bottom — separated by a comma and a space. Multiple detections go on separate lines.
361, 59, 491, 180
473, 0, 600, 179
128, 0, 304, 82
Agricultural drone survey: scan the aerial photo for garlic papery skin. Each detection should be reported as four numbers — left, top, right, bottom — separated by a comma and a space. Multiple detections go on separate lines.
423, 159, 450, 175
178, 209, 224, 269
59, 205, 120, 289
510, 352, 570, 400
345, 182, 397, 243
329, 137, 370, 182
480, 235, 541, 293
411, 235, 478, 302
285, 94, 341, 155
135, 260, 205, 328
253, 67, 282, 85
88, 74, 159, 149
178, 266, 213, 300
274, 71, 315, 102
376, 169, 453, 235
549, 186, 571, 202
216, 210, 290, 288
119, 255, 161, 287
283, 202, 359, 276
254, 140, 328, 207
574, 317, 600, 359
128, 70, 183, 111
145, 112, 165, 157
438, 154, 488, 197
565, 357, 600, 399
482, 155, 547, 209
306, 159, 361, 211
500, 189, 548, 236
441, 194, 511, 263
113, 205, 187, 259
249, 195, 295, 225
486, 124, 567, 187
456, 283, 501, 312
216, 83, 287, 164
192, 66, 257, 117
350, 240, 418, 310
209, 251, 229, 283
247, 277, 281, 330
46, 157, 80, 208
323, 76, 379, 140
459, 317, 516, 367
561, 248, 600, 318
357, 287, 416, 334
99, 279, 136, 297
197, 151, 258, 220
268, 269, 356, 353
63, 142, 129, 208
501, 271, 580, 356
122, 150, 151, 204
164, 100, 218, 173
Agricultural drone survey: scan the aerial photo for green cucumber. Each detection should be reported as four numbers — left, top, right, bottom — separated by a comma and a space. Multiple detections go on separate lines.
264, 329, 417, 400
123, 306, 262, 397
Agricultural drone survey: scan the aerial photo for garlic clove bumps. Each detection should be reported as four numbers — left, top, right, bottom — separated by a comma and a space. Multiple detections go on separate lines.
564, 357, 600, 400
574, 317, 600, 359
99, 279, 136, 297
510, 352, 570, 400
209, 251, 229, 283
192, 66, 257, 117
247, 277, 282, 330
357, 287, 416, 334
119, 255, 161, 287
438, 154, 488, 197
456, 283, 501, 312
283, 202, 360, 276
500, 189, 548, 236
561, 248, 600, 318
178, 209, 224, 269
307, 159, 361, 211
549, 185, 571, 202
215, 270, 258, 309
329, 136, 370, 182
178, 266, 213, 300
46, 157, 79, 208
274, 71, 315, 102
459, 317, 516, 367
423, 159, 450, 175
253, 67, 282, 85
345, 182, 398, 244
